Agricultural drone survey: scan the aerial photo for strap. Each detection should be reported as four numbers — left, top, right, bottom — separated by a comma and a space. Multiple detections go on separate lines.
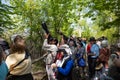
10, 52, 29, 72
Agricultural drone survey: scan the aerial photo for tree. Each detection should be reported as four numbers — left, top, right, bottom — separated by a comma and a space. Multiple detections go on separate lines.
82, 0, 120, 29
78, 0, 120, 42
0, 0, 13, 34
7, 0, 82, 59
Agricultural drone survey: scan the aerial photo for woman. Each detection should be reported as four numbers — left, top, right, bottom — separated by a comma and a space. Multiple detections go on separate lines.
6, 35, 33, 80
0, 46, 8, 80
42, 34, 58, 80
97, 40, 109, 69
88, 37, 100, 79
51, 49, 74, 80
75, 42, 86, 76
96, 40, 109, 75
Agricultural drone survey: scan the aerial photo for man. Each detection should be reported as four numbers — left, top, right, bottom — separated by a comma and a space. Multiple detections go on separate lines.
88, 37, 99, 79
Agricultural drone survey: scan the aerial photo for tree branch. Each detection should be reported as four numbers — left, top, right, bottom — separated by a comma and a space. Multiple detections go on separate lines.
32, 53, 47, 64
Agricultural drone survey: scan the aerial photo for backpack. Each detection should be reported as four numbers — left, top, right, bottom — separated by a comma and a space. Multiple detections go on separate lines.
78, 57, 86, 67
6, 52, 30, 80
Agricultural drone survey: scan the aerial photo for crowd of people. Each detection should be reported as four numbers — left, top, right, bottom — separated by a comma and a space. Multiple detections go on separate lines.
0, 33, 120, 80
42, 33, 120, 80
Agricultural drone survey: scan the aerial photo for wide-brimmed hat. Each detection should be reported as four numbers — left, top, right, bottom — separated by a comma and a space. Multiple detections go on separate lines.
89, 37, 96, 42
95, 63, 103, 70
47, 46, 58, 52
101, 40, 108, 48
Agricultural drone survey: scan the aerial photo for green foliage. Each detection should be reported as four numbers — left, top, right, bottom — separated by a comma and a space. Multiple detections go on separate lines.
1, 0, 119, 48
4, 0, 82, 57
9, 0, 80, 37
77, 19, 92, 40
82, 0, 120, 29
78, 0, 119, 42
0, 0, 14, 34
91, 24, 117, 43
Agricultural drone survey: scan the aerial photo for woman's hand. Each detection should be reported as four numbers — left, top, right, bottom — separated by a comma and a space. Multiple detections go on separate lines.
88, 53, 95, 56
51, 63, 57, 69
44, 33, 49, 39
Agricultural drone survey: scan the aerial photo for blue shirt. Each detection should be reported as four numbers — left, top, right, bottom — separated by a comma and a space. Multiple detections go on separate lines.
57, 59, 74, 76
91, 44, 99, 58
0, 61, 8, 80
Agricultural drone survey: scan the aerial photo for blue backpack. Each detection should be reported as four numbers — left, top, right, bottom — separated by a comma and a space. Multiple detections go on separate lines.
78, 57, 86, 67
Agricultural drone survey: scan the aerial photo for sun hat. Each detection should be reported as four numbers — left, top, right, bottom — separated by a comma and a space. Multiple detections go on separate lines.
89, 37, 96, 42
101, 40, 108, 48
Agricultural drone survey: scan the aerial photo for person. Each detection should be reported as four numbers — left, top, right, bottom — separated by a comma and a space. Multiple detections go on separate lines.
88, 37, 100, 79
81, 38, 86, 48
97, 40, 110, 70
75, 42, 86, 76
94, 40, 110, 79
68, 40, 76, 54
42, 33, 58, 80
108, 43, 120, 80
75, 42, 85, 61
86, 38, 92, 77
0, 46, 8, 80
6, 35, 33, 80
51, 49, 74, 80
0, 35, 10, 58
96, 38, 102, 49
59, 35, 72, 55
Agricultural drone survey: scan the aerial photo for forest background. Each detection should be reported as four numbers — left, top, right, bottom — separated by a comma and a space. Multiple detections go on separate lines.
0, 0, 120, 79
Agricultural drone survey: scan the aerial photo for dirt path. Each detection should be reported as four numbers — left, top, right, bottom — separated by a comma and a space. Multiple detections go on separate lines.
33, 71, 47, 80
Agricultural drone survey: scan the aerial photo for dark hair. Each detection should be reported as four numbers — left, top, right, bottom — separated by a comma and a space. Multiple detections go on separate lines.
89, 37, 96, 42
58, 49, 67, 54
47, 35, 53, 44
10, 35, 25, 54
63, 35, 68, 44
0, 41, 10, 51
53, 38, 58, 45
0, 46, 3, 65
79, 42, 83, 47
